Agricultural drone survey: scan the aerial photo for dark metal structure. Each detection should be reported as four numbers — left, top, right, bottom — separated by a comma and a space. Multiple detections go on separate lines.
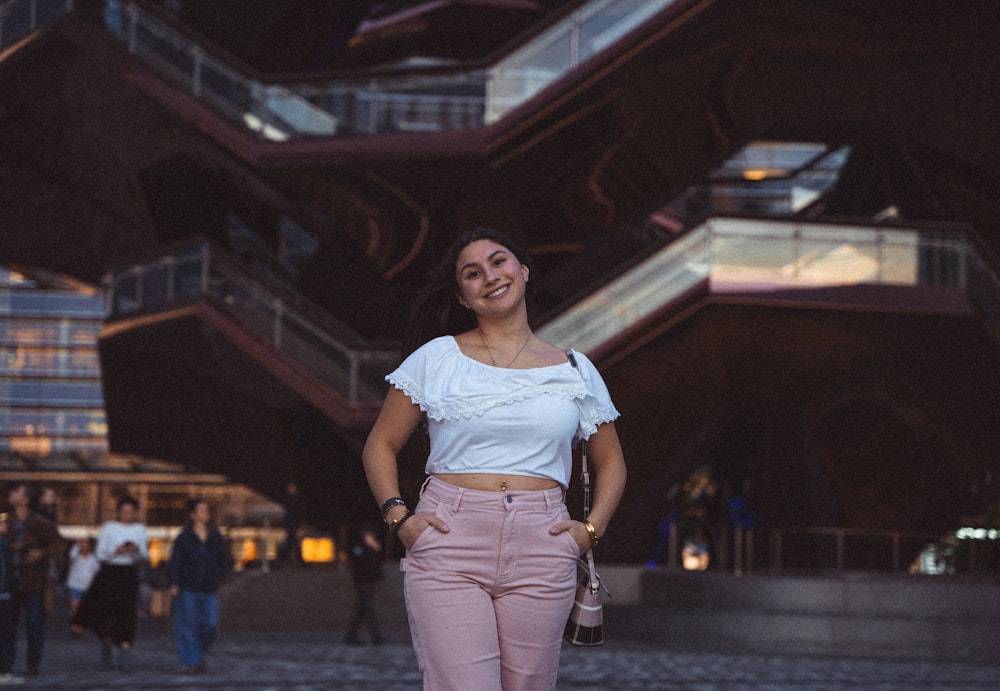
2, 0, 1000, 564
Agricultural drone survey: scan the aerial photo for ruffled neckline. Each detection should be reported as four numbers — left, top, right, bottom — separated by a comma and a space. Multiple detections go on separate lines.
389, 336, 587, 421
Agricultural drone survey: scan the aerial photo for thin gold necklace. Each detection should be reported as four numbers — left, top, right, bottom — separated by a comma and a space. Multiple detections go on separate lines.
478, 329, 532, 368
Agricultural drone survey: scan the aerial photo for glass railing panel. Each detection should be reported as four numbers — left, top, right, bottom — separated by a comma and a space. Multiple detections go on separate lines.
0, 0, 71, 49
174, 253, 206, 296
125, 7, 197, 83
967, 251, 1000, 324
293, 70, 487, 135
577, 0, 668, 61
875, 234, 921, 285
487, 24, 572, 122
487, 0, 674, 123
110, 271, 141, 313
138, 261, 173, 304
33, 0, 69, 26
707, 218, 925, 289
708, 219, 797, 281
198, 59, 253, 115
540, 218, 997, 354
538, 226, 711, 351
787, 224, 885, 287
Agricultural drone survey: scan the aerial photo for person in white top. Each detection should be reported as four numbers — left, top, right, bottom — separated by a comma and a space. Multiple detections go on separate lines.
363, 227, 627, 690
65, 537, 100, 619
69, 496, 148, 672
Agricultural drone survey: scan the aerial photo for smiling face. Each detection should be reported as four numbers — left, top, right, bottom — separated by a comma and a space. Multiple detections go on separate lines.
455, 239, 530, 318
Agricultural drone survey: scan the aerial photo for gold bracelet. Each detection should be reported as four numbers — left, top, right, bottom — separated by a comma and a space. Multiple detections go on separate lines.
583, 520, 599, 545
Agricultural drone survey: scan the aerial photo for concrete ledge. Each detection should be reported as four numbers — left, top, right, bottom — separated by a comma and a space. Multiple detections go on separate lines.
218, 564, 1000, 662
602, 569, 1000, 662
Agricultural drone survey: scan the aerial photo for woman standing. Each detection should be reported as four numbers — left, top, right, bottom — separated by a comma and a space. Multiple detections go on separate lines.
168, 498, 229, 674
71, 495, 149, 671
363, 227, 627, 690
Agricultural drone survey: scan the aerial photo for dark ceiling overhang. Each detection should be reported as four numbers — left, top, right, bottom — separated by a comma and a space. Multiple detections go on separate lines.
5, 0, 1000, 553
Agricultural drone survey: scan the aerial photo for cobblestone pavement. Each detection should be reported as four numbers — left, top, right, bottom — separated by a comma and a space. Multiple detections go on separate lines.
17, 626, 1000, 690
11, 568, 1000, 690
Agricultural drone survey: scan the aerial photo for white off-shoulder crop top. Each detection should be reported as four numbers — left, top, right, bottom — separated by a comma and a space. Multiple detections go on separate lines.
386, 336, 620, 488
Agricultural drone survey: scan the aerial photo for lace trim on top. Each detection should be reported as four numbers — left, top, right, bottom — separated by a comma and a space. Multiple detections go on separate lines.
386, 336, 619, 438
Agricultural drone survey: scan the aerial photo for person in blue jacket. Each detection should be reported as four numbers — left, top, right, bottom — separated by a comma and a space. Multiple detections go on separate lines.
168, 498, 229, 674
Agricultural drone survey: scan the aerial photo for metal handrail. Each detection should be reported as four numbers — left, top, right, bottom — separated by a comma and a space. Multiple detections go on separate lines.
0, 0, 679, 139
106, 240, 400, 405
767, 525, 940, 575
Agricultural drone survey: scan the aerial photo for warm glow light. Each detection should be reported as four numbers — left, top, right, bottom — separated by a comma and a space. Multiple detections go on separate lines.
10, 436, 51, 455
681, 543, 710, 571
148, 538, 167, 567
238, 538, 258, 564
300, 537, 335, 563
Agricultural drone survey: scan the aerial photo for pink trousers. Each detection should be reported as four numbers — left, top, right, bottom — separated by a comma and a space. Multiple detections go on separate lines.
402, 476, 579, 691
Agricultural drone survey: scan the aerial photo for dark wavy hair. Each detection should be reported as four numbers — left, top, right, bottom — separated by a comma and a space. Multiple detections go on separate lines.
116, 495, 139, 512
183, 497, 215, 530
403, 227, 536, 357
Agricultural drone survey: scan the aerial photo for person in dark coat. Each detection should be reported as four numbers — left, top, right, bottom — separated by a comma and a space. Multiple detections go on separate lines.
5, 482, 61, 678
0, 513, 22, 684
280, 482, 306, 563
168, 498, 229, 674
344, 525, 384, 646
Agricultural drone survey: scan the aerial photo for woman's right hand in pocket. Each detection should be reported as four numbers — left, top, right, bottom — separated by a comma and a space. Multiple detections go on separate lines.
397, 513, 449, 550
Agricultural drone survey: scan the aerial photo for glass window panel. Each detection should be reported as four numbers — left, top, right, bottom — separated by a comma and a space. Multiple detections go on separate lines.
0, 408, 107, 436
0, 380, 104, 406
0, 320, 101, 347
0, 346, 101, 377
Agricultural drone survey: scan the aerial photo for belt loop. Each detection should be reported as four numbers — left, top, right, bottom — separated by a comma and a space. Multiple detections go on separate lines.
451, 486, 463, 512
544, 486, 564, 512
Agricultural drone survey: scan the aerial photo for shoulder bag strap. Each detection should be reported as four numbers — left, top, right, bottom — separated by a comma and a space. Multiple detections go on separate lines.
567, 349, 600, 593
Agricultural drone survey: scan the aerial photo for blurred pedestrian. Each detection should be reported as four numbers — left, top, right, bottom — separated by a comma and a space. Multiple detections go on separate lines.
65, 538, 100, 621
71, 496, 148, 672
344, 525, 384, 646
37, 486, 62, 617
0, 511, 23, 685
280, 482, 305, 563
168, 498, 229, 674
5, 482, 61, 679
